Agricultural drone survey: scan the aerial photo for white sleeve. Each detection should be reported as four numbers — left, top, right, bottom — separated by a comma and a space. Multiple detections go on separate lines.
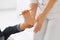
30, 0, 38, 4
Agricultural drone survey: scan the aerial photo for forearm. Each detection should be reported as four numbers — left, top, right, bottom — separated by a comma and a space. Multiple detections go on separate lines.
40, 0, 56, 17
29, 3, 38, 19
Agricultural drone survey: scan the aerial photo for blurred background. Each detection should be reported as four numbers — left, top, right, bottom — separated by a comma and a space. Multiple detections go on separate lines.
0, 0, 34, 40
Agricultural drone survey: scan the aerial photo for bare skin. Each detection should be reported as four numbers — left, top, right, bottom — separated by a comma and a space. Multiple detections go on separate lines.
20, 10, 35, 30
19, 0, 56, 32
34, 0, 56, 33
29, 3, 38, 20
19, 3, 38, 30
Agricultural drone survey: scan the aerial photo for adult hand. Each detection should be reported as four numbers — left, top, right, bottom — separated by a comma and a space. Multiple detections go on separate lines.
34, 14, 45, 33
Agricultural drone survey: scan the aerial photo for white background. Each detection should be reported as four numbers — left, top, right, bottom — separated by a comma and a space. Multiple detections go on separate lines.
0, 0, 34, 40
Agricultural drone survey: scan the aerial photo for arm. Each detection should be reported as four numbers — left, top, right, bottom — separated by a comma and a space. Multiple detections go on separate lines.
34, 0, 56, 33
29, 3, 38, 20
38, 0, 56, 17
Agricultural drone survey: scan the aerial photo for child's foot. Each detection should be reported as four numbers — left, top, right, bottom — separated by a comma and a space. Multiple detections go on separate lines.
21, 10, 35, 26
20, 23, 33, 30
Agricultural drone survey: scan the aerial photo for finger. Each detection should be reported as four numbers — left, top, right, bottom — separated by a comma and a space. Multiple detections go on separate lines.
34, 29, 38, 33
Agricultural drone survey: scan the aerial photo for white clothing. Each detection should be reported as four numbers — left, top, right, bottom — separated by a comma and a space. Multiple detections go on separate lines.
30, 0, 60, 40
